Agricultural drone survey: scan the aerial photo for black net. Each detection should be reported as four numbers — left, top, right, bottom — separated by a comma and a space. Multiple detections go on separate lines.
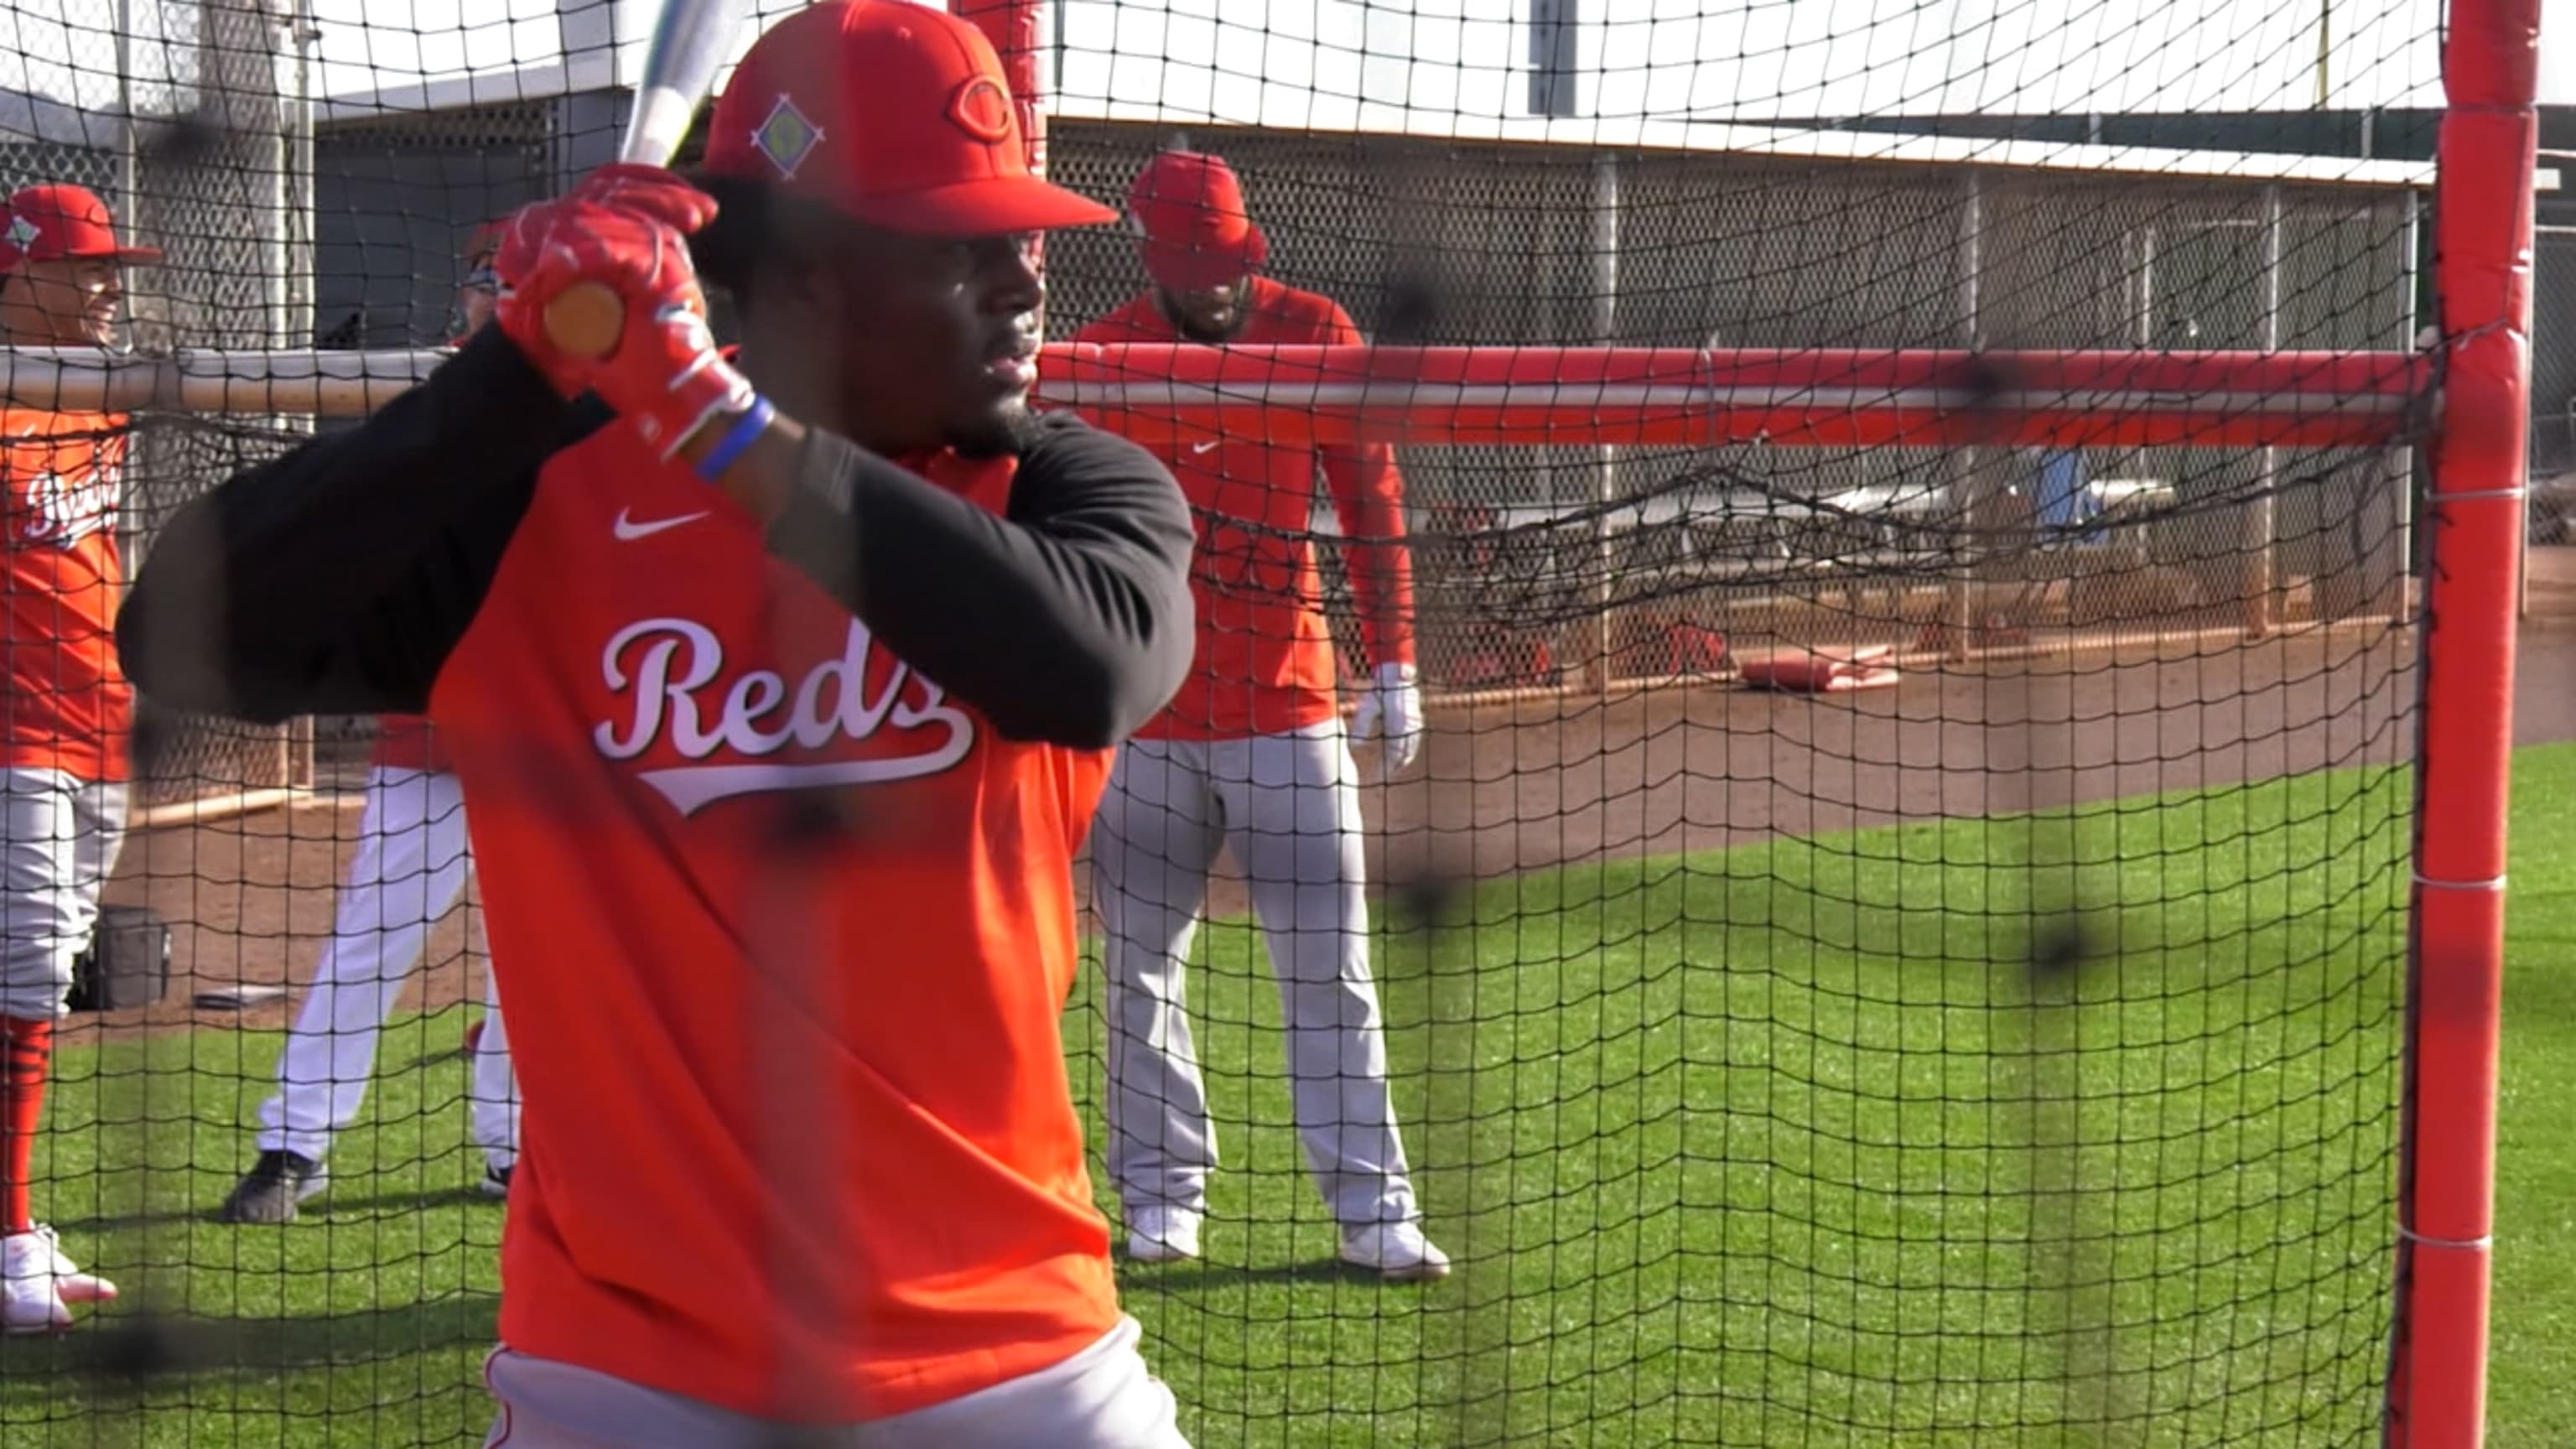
0, 1, 2457, 1446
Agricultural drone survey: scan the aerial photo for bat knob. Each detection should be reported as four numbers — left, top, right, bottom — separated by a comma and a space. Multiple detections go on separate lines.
543, 282, 624, 360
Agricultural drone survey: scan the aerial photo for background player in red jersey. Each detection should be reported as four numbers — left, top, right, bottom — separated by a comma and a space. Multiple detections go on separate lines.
1072, 152, 1445, 1280
0, 183, 158, 1332
118, 3, 1197, 1442
221, 231, 521, 1223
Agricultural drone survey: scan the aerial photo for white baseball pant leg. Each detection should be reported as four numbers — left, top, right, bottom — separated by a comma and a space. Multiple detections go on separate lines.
468, 947, 520, 1175
0, 767, 129, 1023
481, 1317, 1191, 1448
259, 766, 514, 1169
1093, 723, 1420, 1228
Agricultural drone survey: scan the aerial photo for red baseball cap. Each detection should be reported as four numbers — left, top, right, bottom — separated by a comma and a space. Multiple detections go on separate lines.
1126, 151, 1268, 293
0, 184, 161, 273
700, 0, 1115, 238
462, 220, 503, 284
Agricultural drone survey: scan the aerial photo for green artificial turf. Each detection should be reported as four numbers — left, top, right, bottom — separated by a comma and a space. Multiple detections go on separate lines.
2, 745, 2570, 1446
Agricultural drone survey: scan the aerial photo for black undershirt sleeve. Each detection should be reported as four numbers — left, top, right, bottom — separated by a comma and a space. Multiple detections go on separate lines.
766, 413, 1197, 748
116, 328, 602, 723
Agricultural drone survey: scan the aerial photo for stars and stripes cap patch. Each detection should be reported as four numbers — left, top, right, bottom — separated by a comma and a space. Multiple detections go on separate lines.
0, 184, 160, 273
750, 94, 823, 180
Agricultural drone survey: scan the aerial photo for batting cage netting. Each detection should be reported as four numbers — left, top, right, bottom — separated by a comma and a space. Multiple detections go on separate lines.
0, 0, 2532, 1445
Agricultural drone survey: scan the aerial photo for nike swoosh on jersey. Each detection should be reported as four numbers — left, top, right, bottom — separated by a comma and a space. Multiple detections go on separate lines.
614, 508, 711, 541
1190, 440, 1221, 455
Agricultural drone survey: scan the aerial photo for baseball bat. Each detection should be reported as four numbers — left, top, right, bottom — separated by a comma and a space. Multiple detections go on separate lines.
543, 0, 749, 358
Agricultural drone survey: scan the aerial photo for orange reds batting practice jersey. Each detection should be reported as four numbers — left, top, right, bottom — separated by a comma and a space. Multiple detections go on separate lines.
1074, 276, 1415, 740
1, 408, 131, 782
428, 424, 1122, 1418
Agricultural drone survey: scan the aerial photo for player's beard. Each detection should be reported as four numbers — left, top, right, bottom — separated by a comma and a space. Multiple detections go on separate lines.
1161, 283, 1246, 344
950, 399, 1044, 460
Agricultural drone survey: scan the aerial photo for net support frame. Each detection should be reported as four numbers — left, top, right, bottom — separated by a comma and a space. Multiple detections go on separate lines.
0, 0, 2494, 1428
0, 345, 2428, 436
2391, 0, 2537, 1443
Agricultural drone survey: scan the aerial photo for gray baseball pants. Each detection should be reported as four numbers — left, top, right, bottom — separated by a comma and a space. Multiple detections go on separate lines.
1088, 721, 1420, 1228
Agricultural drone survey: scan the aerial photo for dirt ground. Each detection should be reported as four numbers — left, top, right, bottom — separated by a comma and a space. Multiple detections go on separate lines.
60, 552, 2576, 1050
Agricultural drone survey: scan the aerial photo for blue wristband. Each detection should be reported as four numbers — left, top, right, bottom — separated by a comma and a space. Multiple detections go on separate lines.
693, 396, 775, 482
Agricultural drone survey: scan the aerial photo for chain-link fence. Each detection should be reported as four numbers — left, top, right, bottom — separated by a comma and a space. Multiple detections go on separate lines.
2532, 225, 2576, 548
294, 100, 558, 766
109, 103, 2425, 712
0, 0, 312, 816
16, 44, 561, 790
1046, 120, 2421, 689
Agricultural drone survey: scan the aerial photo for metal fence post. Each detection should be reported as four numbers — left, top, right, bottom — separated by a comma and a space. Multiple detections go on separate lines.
2248, 183, 2283, 638
1588, 151, 1619, 695
1945, 169, 1984, 659
2527, 225, 2576, 619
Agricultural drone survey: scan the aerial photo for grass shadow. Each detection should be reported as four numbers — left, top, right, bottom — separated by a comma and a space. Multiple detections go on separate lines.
51, 1185, 503, 1237
1119, 1258, 1394, 1290
0, 1291, 500, 1388
299, 1185, 504, 1218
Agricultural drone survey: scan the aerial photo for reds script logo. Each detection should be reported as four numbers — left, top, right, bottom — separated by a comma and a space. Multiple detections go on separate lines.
594, 616, 974, 817
16, 456, 120, 549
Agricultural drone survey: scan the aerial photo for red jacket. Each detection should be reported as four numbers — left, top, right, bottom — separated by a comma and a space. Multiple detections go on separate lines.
0, 410, 131, 782
1072, 277, 1415, 739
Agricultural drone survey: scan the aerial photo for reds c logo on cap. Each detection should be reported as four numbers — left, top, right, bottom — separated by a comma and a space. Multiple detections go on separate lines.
947, 77, 1014, 143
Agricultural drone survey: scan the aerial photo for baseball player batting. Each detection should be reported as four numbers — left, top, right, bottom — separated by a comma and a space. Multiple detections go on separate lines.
118, 3, 1198, 1445
1072, 152, 1444, 1282
0, 184, 158, 1333
224, 236, 522, 1225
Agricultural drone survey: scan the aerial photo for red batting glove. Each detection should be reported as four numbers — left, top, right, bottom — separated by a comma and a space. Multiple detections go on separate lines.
563, 163, 718, 231
492, 196, 754, 462
488, 170, 715, 302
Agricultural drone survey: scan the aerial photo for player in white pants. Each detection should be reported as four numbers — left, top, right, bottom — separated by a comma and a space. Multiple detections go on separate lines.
1076, 151, 1444, 1281
220, 738, 521, 1223
222, 238, 522, 1226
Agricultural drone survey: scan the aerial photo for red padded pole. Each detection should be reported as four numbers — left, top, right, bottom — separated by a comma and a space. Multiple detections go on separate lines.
2393, 0, 2539, 1444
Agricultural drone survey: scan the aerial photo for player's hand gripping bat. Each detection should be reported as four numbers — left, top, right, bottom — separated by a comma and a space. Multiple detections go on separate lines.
542, 0, 747, 359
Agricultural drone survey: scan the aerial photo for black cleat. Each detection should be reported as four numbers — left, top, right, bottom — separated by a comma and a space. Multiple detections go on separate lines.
480, 1164, 512, 1198
219, 1150, 327, 1225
